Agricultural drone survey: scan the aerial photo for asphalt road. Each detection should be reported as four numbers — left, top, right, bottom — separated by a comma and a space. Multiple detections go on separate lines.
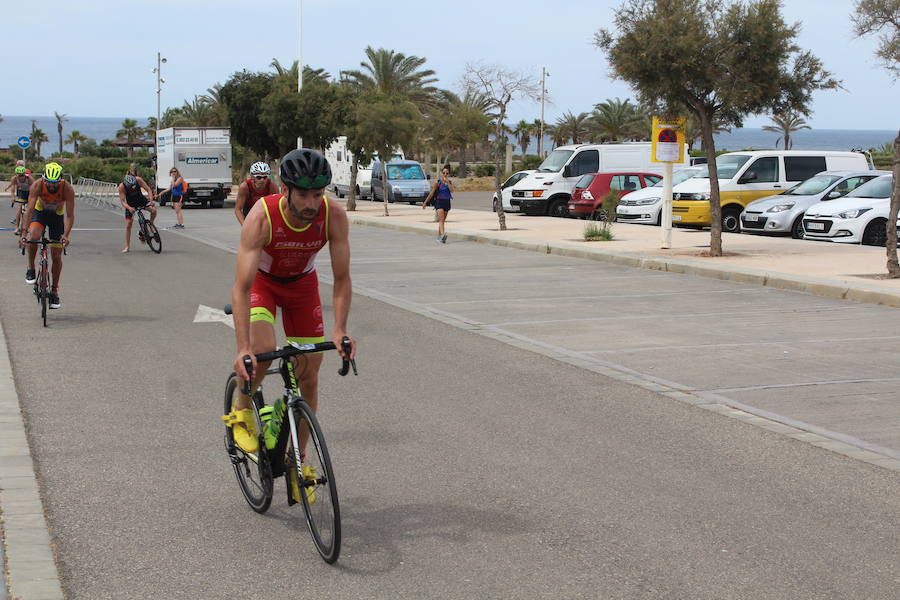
0, 202, 897, 599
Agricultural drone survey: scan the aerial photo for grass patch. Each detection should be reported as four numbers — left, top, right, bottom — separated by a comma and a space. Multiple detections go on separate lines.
583, 219, 615, 241
453, 176, 498, 192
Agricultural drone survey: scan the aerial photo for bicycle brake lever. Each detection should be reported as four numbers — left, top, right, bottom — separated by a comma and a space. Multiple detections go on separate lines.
337, 336, 357, 376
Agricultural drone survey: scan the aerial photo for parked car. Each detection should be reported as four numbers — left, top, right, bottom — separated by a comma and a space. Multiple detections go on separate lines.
492, 170, 535, 212
671, 150, 872, 232
371, 160, 431, 204
802, 175, 895, 245
615, 166, 704, 225
567, 171, 662, 219
740, 170, 888, 238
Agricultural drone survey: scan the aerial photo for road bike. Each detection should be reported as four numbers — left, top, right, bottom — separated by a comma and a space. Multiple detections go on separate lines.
222, 305, 356, 564
132, 205, 162, 253
22, 235, 64, 327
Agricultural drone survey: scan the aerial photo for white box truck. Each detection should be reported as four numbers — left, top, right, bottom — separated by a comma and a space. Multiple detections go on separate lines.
156, 127, 232, 208
510, 142, 689, 217
324, 136, 404, 199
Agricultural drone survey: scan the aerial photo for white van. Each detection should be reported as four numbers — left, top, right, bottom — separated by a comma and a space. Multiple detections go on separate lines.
510, 142, 689, 217
324, 136, 404, 199
670, 150, 871, 232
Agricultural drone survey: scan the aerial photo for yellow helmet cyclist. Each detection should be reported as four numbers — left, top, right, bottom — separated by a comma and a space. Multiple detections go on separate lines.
43, 162, 63, 182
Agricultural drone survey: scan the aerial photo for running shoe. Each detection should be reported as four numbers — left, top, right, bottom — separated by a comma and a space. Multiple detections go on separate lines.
25, 269, 36, 284
49, 293, 61, 309
441, 234, 448, 243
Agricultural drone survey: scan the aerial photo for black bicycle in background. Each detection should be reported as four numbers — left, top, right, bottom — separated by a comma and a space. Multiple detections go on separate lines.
132, 206, 162, 253
22, 236, 65, 327
221, 304, 357, 564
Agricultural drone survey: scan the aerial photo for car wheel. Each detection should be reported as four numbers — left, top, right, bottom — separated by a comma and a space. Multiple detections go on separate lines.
722, 206, 741, 233
655, 211, 662, 226
790, 216, 805, 239
592, 209, 609, 222
861, 219, 887, 246
492, 196, 500, 213
547, 199, 568, 218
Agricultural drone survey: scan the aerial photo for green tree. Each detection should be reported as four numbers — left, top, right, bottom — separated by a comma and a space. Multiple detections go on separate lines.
554, 111, 592, 144
54, 111, 67, 155
116, 118, 144, 159
761, 110, 810, 149
590, 97, 646, 141
219, 70, 280, 159
352, 98, 422, 216
513, 119, 532, 156
597, 0, 839, 256
259, 70, 343, 156
462, 62, 540, 230
853, 0, 900, 275
65, 130, 88, 157
344, 46, 439, 107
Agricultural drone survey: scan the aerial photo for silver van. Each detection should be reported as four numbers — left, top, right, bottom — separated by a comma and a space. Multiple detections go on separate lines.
371, 160, 432, 204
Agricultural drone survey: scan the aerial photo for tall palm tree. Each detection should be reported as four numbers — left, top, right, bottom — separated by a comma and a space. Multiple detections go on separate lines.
65, 130, 88, 156
554, 111, 592, 144
343, 46, 439, 107
54, 111, 67, 155
270, 59, 330, 86
199, 83, 229, 125
513, 119, 532, 156
762, 111, 811, 150
590, 97, 646, 141
117, 118, 143, 158
32, 129, 49, 157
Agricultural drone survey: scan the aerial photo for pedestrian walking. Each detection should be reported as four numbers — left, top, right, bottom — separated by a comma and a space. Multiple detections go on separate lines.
163, 167, 187, 229
423, 164, 454, 243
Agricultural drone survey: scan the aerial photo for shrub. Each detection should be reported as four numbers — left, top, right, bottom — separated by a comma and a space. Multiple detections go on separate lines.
583, 219, 614, 241
518, 154, 543, 170
473, 163, 496, 177
596, 191, 620, 222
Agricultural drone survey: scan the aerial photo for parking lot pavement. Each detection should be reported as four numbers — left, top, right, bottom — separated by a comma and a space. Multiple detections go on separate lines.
340, 199, 900, 307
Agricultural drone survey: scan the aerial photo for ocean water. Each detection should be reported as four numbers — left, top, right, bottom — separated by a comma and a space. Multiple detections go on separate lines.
0, 115, 150, 156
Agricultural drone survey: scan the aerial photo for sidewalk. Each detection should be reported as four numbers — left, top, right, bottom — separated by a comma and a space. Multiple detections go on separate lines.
338, 199, 900, 308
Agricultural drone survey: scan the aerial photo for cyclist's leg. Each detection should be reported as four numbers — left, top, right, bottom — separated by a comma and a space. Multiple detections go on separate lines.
48, 215, 65, 293
123, 207, 134, 252
148, 203, 157, 223
25, 219, 44, 272
282, 272, 325, 416
233, 277, 279, 412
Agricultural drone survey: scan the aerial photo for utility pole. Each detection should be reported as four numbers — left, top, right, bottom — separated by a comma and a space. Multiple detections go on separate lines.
296, 0, 304, 149
153, 52, 167, 189
539, 67, 548, 158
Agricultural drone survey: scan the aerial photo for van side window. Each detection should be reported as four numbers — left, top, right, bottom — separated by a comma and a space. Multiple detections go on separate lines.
784, 156, 826, 181
570, 150, 599, 177
746, 156, 779, 183
337, 151, 342, 162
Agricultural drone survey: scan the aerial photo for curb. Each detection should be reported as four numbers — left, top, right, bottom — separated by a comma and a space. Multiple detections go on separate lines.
0, 317, 65, 600
346, 214, 900, 308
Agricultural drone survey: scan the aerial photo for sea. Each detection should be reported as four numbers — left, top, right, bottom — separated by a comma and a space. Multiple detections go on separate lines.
0, 114, 895, 157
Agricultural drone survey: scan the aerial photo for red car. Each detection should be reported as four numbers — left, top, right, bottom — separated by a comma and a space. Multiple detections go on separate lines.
567, 171, 662, 219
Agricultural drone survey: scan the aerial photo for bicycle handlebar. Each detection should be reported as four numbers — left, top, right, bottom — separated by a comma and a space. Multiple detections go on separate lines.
21, 238, 66, 255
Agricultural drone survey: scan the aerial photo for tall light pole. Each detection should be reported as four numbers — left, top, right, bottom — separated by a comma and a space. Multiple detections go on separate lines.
296, 0, 304, 149
539, 68, 545, 156
153, 53, 167, 152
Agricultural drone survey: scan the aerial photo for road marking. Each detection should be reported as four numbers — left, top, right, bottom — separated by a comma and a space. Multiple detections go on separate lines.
193, 304, 234, 329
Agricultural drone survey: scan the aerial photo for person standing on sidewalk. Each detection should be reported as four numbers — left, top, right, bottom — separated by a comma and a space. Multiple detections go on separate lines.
163, 167, 187, 229
423, 164, 454, 243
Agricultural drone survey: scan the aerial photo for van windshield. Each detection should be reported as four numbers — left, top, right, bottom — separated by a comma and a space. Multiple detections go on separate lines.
537, 150, 574, 172
387, 164, 425, 180
695, 155, 751, 179
784, 174, 841, 196
845, 176, 892, 199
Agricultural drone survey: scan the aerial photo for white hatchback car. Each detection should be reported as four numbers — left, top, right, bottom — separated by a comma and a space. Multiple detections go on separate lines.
615, 166, 704, 225
492, 170, 535, 212
802, 175, 895, 245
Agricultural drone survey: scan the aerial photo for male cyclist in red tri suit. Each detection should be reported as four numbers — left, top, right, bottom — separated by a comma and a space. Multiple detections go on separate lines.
234, 161, 280, 225
228, 149, 355, 460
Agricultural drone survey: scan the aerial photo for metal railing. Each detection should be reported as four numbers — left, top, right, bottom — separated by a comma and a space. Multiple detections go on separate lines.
76, 177, 119, 210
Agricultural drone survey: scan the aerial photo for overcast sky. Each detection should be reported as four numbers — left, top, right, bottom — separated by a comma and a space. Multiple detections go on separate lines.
3, 0, 895, 130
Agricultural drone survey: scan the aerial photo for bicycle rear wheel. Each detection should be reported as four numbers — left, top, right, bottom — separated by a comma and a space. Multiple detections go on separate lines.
223, 375, 273, 513
292, 401, 341, 563
144, 221, 162, 254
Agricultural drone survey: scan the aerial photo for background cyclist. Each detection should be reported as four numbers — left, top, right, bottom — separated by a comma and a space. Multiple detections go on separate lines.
7, 165, 33, 234
21, 162, 75, 310
228, 149, 355, 457
234, 161, 280, 225
118, 174, 157, 253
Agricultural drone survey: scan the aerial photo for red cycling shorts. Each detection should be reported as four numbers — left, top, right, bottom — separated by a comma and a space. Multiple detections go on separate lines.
249, 269, 324, 343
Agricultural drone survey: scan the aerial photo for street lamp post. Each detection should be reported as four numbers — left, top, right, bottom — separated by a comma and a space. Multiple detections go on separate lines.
152, 52, 167, 188
539, 67, 549, 158
296, 0, 304, 149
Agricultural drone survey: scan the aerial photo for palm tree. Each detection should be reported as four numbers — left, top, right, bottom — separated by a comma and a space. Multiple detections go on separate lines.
762, 111, 811, 150
513, 119, 532, 156
65, 130, 88, 156
270, 59, 330, 86
54, 111, 67, 155
590, 97, 646, 141
117, 118, 144, 158
181, 96, 225, 127
32, 129, 49, 157
200, 83, 229, 124
343, 46, 439, 107
683, 116, 731, 152
554, 111, 592, 144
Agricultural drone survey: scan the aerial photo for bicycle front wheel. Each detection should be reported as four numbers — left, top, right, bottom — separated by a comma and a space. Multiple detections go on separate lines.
292, 401, 341, 563
39, 268, 48, 327
144, 221, 162, 254
223, 375, 273, 513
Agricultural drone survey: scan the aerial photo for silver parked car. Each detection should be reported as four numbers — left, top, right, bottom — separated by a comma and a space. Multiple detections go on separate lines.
739, 170, 888, 238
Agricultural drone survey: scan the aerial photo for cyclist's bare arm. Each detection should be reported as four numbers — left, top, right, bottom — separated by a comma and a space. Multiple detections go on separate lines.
137, 176, 155, 201
231, 204, 270, 379
22, 180, 41, 233
327, 201, 355, 359
234, 182, 250, 224
62, 182, 75, 244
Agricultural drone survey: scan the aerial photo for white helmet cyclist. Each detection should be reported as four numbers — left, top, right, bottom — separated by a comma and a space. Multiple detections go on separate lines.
250, 162, 270, 176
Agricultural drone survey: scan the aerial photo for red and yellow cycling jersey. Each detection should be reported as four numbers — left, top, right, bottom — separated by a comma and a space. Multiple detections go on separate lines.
258, 194, 329, 280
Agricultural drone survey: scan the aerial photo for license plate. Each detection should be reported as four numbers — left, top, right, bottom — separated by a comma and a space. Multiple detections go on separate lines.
195, 190, 211, 196
806, 222, 825, 231
744, 214, 759, 222
672, 215, 681, 221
